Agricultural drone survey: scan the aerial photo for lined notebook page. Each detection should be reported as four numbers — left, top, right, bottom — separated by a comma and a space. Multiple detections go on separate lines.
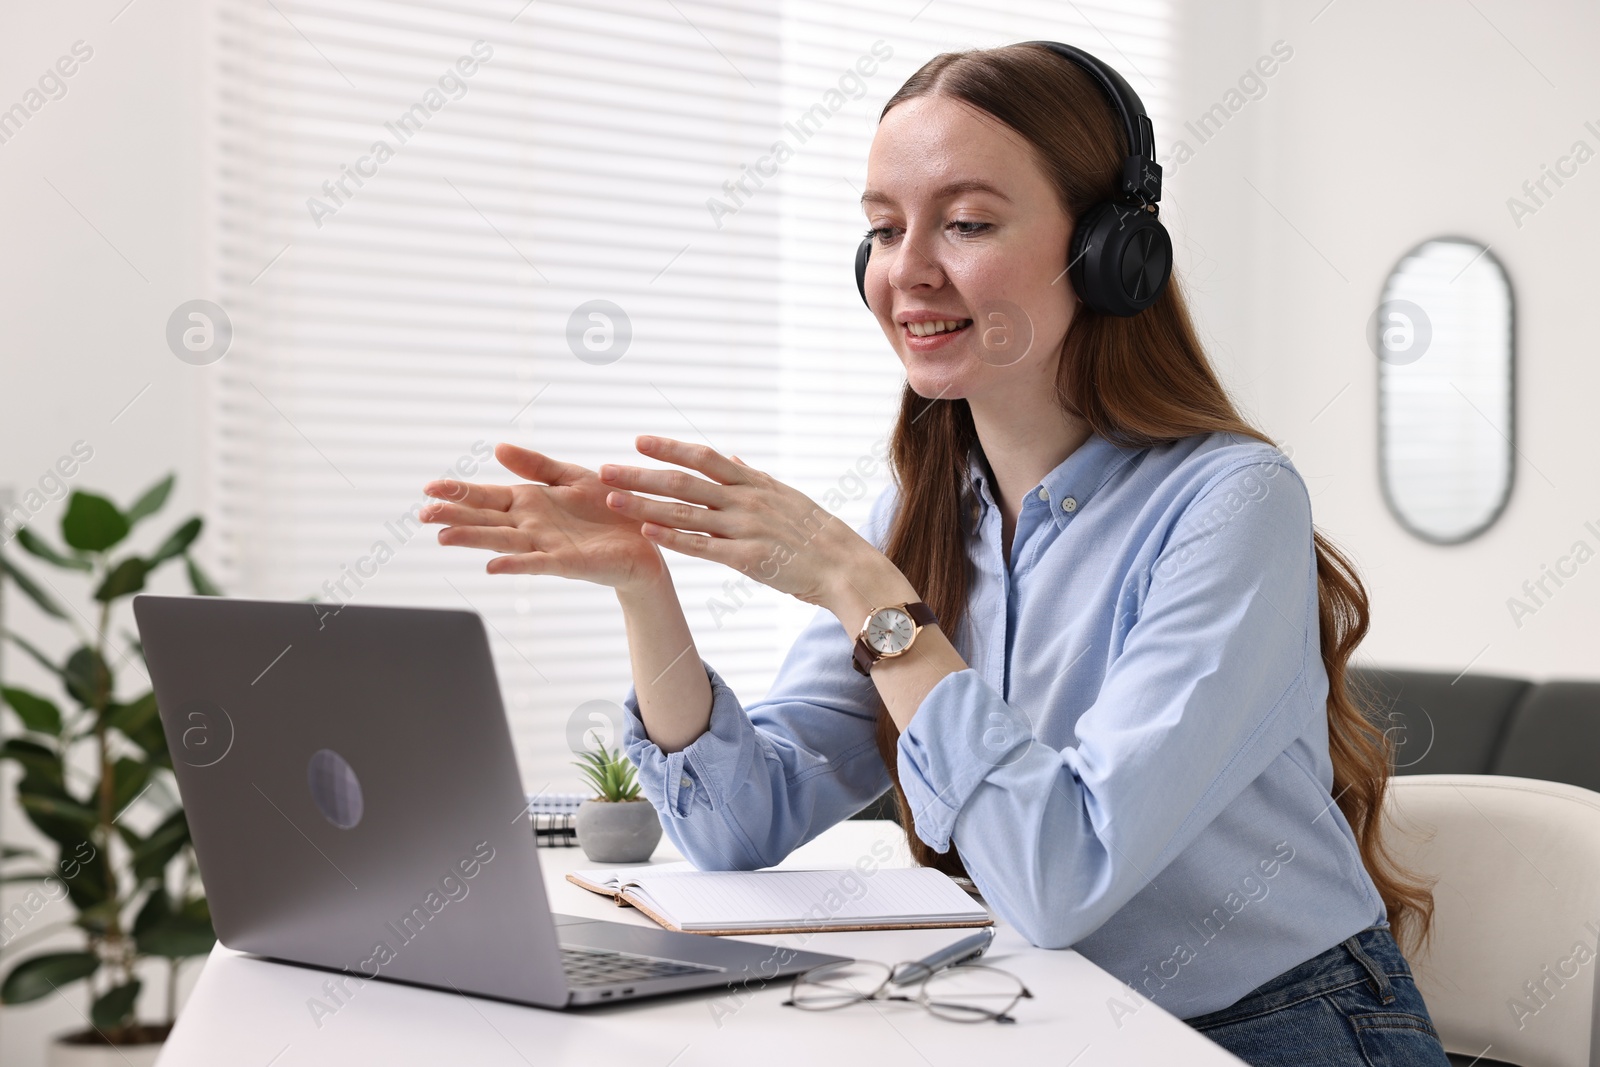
575, 861, 697, 889
622, 867, 988, 931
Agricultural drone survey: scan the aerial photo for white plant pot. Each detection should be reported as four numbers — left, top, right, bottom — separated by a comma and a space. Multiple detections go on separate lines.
574, 798, 663, 863
48, 1035, 163, 1067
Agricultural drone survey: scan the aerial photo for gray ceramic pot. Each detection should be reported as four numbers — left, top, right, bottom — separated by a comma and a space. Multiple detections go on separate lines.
574, 798, 663, 863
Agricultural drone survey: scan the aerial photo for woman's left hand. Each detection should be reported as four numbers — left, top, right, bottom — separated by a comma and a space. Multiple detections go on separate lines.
598, 435, 870, 607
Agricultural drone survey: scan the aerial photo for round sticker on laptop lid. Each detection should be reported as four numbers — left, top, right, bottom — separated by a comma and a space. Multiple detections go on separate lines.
307, 748, 364, 830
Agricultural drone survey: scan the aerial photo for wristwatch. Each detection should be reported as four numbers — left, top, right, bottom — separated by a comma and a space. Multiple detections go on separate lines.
851, 601, 939, 677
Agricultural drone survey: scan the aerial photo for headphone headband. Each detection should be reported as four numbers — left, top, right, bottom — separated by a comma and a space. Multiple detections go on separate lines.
1018, 40, 1162, 205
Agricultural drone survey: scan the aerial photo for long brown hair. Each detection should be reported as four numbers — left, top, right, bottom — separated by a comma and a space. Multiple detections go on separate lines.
866, 43, 1434, 955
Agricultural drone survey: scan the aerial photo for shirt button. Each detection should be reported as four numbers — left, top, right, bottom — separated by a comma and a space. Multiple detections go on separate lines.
1062, 497, 1078, 513
1036, 487, 1049, 501
679, 775, 691, 789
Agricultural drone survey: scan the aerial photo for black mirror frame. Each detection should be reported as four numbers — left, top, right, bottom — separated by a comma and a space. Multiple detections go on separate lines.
1375, 234, 1517, 546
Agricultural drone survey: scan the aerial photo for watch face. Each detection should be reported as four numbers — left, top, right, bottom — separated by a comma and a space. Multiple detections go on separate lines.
865, 607, 915, 655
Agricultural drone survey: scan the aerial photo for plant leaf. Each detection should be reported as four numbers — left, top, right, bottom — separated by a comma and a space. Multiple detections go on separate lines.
184, 555, 221, 596
19, 789, 99, 841
132, 809, 190, 882
0, 554, 68, 619
136, 916, 217, 959
133, 885, 170, 936
149, 517, 201, 567
63, 646, 111, 708
17, 795, 98, 873
93, 557, 148, 602
570, 735, 640, 801
73, 897, 121, 935
134, 889, 215, 959
61, 492, 129, 553
1, 687, 63, 735
0, 952, 100, 1005
105, 757, 152, 816
180, 895, 211, 925
14, 527, 93, 572
1, 739, 65, 788
60, 844, 112, 915
90, 979, 142, 1030
126, 475, 175, 525
107, 691, 163, 756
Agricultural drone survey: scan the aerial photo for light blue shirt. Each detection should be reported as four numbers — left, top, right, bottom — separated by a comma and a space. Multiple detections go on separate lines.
621, 430, 1385, 1020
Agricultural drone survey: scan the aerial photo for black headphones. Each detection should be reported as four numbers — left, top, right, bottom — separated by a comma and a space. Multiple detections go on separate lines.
855, 40, 1171, 318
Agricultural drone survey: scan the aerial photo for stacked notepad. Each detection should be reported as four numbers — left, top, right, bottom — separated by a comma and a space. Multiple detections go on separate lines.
524, 792, 588, 847
568, 861, 991, 935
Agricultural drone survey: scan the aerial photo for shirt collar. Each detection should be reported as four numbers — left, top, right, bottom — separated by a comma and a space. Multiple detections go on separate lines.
966, 432, 1145, 533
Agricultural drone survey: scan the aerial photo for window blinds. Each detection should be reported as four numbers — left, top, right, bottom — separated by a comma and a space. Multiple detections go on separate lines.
210, 0, 1172, 791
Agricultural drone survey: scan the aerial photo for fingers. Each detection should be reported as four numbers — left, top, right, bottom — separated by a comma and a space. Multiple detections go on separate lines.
634, 435, 747, 486
598, 463, 727, 507
434, 525, 536, 553
486, 551, 574, 578
638, 521, 725, 564
604, 490, 734, 536
422, 478, 513, 511
419, 500, 518, 527
496, 443, 579, 486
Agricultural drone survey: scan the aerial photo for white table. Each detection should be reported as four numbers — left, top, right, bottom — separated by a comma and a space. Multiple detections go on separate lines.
156, 821, 1244, 1065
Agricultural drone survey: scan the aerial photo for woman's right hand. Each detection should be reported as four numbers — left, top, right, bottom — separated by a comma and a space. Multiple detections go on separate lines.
421, 443, 669, 595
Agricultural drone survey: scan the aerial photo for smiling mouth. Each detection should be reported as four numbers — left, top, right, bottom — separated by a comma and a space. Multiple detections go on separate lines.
904, 318, 973, 338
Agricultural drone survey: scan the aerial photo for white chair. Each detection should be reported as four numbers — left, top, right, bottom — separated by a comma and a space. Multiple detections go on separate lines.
1384, 774, 1600, 1067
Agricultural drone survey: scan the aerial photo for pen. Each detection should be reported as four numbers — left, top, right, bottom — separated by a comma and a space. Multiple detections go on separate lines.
889, 926, 997, 985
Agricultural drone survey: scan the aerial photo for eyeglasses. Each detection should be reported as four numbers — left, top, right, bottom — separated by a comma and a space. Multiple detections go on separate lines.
782, 959, 1033, 1024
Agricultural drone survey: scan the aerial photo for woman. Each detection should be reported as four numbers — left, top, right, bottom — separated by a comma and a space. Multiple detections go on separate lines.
422, 42, 1451, 1066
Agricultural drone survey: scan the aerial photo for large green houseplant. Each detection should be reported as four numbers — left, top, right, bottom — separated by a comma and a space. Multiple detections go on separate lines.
0, 475, 219, 1056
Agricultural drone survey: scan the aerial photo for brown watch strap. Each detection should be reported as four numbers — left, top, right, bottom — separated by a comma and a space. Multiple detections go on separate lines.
852, 601, 939, 677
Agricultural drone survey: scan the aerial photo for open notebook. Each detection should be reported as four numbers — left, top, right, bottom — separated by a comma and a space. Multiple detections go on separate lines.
567, 861, 993, 935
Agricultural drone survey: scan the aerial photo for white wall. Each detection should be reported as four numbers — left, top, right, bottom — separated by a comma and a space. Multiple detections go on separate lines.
1237, 0, 1600, 680
1165, 0, 1598, 684
1, 0, 1595, 1061
0, 0, 210, 1060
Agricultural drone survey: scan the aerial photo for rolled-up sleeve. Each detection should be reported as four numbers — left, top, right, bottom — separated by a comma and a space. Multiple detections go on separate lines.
621, 484, 899, 870
895, 460, 1319, 948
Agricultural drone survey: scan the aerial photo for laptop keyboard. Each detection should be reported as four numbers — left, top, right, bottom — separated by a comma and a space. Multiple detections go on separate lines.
560, 945, 723, 988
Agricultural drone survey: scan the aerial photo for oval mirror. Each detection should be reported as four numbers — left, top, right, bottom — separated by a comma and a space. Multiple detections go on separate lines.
1375, 237, 1515, 544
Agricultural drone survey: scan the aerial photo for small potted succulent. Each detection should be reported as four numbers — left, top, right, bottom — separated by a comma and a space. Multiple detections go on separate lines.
571, 730, 661, 864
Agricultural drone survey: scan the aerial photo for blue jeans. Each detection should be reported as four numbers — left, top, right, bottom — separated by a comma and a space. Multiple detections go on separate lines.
1183, 925, 1451, 1066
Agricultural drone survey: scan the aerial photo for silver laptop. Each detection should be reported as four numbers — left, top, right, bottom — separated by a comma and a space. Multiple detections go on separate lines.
131, 594, 847, 1008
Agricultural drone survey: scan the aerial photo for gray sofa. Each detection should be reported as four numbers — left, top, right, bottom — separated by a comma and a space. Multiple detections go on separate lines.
1356, 666, 1600, 791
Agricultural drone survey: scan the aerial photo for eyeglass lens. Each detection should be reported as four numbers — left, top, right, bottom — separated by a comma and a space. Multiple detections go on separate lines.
920, 965, 1028, 1022
786, 961, 892, 1009
787, 960, 1026, 1022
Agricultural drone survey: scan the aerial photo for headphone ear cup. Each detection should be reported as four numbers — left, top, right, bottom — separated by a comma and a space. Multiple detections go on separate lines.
1067, 201, 1172, 317
854, 236, 873, 310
